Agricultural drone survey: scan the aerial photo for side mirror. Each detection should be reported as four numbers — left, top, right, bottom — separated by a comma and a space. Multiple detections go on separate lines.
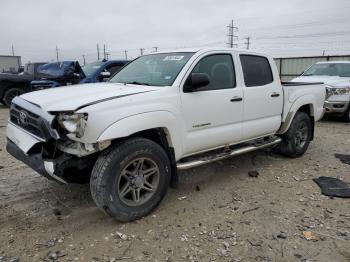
184, 73, 210, 92
99, 71, 111, 81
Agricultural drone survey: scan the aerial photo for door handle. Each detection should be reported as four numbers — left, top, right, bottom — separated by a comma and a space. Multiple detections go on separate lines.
230, 96, 243, 102
271, 92, 280, 97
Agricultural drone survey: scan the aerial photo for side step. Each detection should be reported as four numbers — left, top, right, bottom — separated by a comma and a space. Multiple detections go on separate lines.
177, 136, 282, 170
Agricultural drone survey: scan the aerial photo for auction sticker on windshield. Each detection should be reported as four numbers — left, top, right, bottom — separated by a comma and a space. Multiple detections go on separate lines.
163, 56, 184, 61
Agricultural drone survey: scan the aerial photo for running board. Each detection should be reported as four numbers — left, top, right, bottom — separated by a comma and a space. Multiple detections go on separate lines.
177, 137, 282, 170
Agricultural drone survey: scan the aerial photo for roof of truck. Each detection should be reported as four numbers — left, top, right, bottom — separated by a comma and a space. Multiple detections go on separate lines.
316, 61, 350, 64
155, 47, 268, 56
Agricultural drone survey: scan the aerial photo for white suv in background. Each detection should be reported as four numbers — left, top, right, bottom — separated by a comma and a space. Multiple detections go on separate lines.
292, 61, 350, 122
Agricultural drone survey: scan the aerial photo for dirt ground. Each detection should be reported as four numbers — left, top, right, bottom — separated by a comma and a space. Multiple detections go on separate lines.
0, 104, 349, 262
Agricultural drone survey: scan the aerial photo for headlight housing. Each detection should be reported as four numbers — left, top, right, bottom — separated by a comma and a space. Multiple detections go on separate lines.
58, 112, 88, 138
327, 86, 350, 96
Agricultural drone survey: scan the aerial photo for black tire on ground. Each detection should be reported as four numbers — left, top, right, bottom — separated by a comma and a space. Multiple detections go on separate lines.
279, 112, 313, 158
3, 88, 25, 107
343, 105, 350, 122
90, 138, 171, 222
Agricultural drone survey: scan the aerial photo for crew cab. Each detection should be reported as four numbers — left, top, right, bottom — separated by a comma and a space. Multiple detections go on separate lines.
6, 48, 326, 221
292, 61, 350, 122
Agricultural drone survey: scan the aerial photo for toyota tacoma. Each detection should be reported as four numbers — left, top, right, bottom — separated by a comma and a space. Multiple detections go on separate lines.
6, 48, 326, 221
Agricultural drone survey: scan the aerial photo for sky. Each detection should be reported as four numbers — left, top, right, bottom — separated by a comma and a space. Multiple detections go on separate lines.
1, 0, 350, 65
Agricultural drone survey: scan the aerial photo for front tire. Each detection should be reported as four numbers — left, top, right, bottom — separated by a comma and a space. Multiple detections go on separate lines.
279, 112, 312, 158
343, 105, 350, 122
3, 87, 25, 107
90, 138, 171, 222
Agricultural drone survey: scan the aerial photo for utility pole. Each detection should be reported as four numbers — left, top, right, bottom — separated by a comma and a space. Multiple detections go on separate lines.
124, 50, 128, 60
140, 48, 145, 56
244, 37, 251, 49
55, 45, 59, 61
322, 50, 325, 56
97, 44, 100, 60
106, 52, 110, 60
103, 44, 106, 60
82, 55, 86, 66
11, 45, 14, 56
227, 20, 238, 48
153, 46, 158, 52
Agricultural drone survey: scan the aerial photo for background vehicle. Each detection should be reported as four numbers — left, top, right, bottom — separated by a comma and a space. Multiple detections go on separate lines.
0, 62, 46, 106
292, 61, 350, 122
6, 48, 326, 222
30, 61, 85, 90
31, 60, 129, 90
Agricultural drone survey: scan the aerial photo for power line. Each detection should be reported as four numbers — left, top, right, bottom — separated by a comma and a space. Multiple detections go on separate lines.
103, 44, 106, 60
82, 55, 86, 65
97, 43, 100, 60
55, 45, 59, 61
244, 37, 250, 49
227, 19, 238, 48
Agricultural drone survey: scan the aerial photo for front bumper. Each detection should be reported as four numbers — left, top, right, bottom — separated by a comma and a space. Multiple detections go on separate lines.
324, 100, 349, 114
6, 139, 67, 183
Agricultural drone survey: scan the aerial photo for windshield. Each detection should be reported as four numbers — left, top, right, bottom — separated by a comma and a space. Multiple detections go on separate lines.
110, 52, 194, 86
82, 61, 103, 77
303, 63, 350, 77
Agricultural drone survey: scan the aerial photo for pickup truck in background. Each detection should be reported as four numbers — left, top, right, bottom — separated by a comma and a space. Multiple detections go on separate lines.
6, 48, 326, 221
0, 62, 46, 106
1, 60, 129, 107
30, 61, 85, 90
31, 59, 129, 90
292, 61, 350, 122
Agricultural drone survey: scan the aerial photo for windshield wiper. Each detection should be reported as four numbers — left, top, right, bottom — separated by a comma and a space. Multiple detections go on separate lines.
125, 81, 150, 86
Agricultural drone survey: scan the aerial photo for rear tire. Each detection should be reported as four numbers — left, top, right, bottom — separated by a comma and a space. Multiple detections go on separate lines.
90, 138, 171, 222
279, 112, 312, 158
3, 87, 25, 107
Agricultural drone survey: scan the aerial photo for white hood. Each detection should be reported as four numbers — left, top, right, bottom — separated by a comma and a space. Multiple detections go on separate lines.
292, 75, 350, 87
20, 82, 161, 111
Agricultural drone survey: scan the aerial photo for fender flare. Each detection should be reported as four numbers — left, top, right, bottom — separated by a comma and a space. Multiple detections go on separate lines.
97, 111, 183, 159
277, 95, 315, 134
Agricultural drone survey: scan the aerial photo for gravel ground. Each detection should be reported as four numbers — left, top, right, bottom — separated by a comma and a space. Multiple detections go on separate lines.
0, 104, 349, 262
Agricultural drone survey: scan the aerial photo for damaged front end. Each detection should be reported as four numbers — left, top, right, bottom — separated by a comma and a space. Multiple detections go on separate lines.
6, 97, 109, 183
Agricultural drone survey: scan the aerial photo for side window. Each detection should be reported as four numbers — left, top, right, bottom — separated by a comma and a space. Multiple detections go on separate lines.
189, 54, 235, 91
240, 55, 273, 87
106, 64, 123, 75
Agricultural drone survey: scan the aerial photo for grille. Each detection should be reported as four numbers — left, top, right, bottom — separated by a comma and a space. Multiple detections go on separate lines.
10, 104, 45, 139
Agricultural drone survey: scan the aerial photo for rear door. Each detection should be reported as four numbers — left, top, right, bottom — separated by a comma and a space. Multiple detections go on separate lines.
180, 52, 244, 156
239, 54, 283, 140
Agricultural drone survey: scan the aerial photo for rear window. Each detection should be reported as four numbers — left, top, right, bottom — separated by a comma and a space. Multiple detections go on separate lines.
240, 55, 273, 87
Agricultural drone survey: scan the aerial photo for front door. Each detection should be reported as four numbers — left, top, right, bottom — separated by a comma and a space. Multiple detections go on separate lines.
180, 53, 244, 156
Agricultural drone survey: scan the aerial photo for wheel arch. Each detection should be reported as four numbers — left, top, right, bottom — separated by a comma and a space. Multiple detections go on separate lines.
97, 111, 182, 187
278, 101, 315, 140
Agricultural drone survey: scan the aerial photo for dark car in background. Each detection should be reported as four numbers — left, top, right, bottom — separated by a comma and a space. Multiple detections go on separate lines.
30, 61, 86, 90
31, 59, 129, 91
80, 60, 128, 83
0, 60, 128, 107
0, 62, 46, 106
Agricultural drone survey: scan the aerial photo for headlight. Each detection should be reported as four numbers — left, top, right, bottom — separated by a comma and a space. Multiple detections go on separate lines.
328, 86, 350, 96
58, 113, 87, 138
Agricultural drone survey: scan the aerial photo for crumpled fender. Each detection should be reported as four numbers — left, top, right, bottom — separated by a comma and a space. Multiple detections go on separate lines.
97, 111, 183, 159
278, 95, 316, 134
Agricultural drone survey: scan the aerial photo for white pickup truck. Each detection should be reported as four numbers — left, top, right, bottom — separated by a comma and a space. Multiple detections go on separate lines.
292, 61, 350, 122
6, 48, 326, 221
